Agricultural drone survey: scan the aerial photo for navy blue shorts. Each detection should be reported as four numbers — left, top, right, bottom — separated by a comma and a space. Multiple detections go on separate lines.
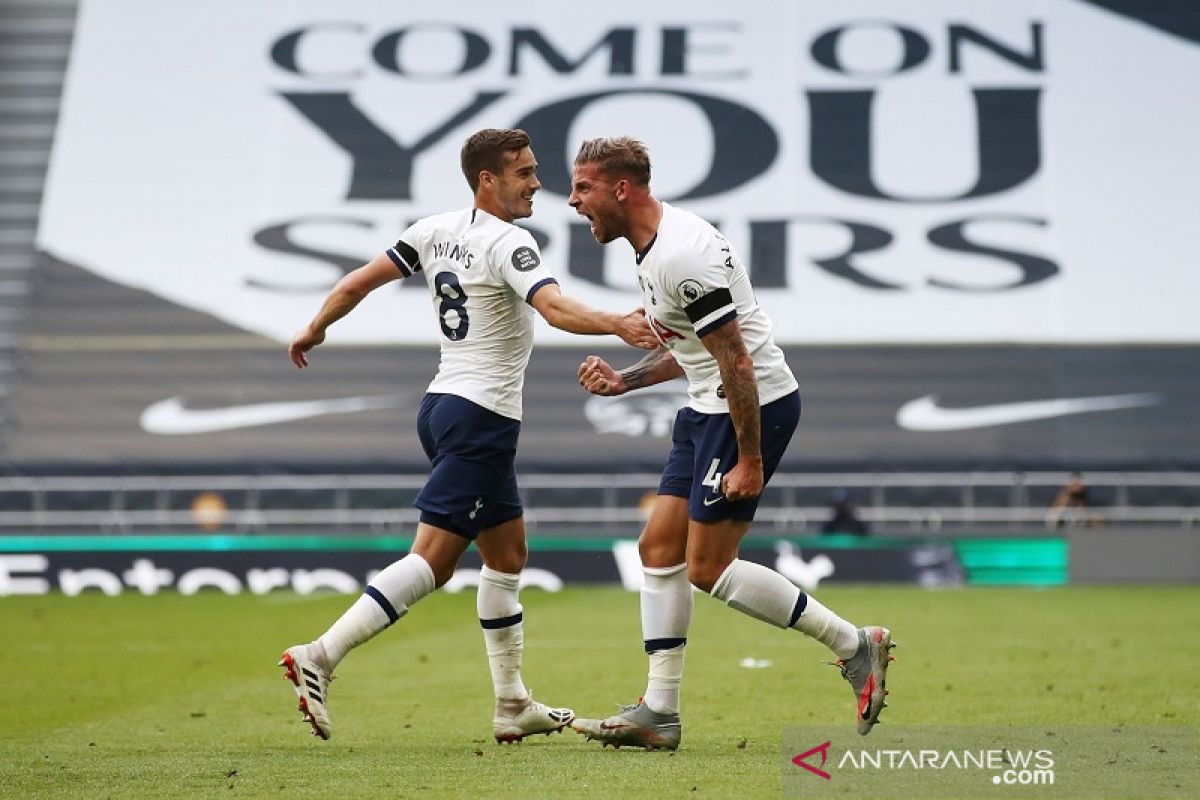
658, 390, 800, 522
414, 393, 523, 540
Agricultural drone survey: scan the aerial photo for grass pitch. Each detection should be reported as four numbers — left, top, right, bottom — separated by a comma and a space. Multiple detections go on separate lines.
6, 585, 1198, 798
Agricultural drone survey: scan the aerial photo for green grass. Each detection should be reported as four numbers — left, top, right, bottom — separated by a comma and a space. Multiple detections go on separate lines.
5, 586, 1199, 799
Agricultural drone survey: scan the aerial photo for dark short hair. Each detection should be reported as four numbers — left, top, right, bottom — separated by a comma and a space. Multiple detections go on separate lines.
460, 128, 531, 192
573, 137, 651, 186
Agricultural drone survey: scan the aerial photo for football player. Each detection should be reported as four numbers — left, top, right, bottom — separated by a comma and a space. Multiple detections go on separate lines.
280, 129, 656, 743
570, 137, 894, 749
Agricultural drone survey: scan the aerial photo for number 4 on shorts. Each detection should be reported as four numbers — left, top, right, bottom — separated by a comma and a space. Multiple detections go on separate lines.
702, 458, 723, 494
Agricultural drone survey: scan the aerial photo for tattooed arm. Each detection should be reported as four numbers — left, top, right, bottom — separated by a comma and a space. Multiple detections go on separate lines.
577, 346, 683, 396
699, 319, 763, 501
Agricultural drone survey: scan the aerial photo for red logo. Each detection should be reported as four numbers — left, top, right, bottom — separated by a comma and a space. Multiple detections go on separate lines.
648, 316, 684, 343
792, 740, 833, 780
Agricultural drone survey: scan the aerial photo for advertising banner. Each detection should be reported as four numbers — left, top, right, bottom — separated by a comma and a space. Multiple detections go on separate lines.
0, 536, 964, 596
39, 1, 1200, 345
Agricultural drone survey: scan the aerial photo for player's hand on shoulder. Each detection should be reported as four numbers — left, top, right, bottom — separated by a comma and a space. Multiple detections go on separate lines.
617, 308, 657, 350
578, 355, 626, 396
288, 327, 325, 369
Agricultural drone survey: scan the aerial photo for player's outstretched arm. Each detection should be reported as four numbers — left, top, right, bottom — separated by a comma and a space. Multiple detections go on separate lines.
577, 347, 683, 396
288, 252, 400, 368
699, 319, 763, 500
530, 283, 657, 349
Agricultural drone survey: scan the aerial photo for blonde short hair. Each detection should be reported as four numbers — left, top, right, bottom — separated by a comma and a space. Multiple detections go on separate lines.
573, 137, 651, 186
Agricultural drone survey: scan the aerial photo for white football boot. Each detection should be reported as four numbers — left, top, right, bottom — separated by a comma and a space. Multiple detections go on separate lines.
493, 694, 575, 744
279, 643, 333, 740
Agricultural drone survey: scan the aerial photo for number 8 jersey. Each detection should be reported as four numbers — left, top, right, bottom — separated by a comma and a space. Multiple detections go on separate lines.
388, 207, 558, 421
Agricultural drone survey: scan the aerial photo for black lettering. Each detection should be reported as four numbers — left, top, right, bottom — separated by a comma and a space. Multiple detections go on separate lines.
278, 91, 506, 200
509, 28, 634, 75
807, 88, 1041, 202
270, 23, 364, 79
811, 22, 929, 77
515, 224, 549, 252
373, 24, 490, 78
249, 217, 369, 292
661, 28, 687, 75
949, 23, 1044, 73
660, 23, 745, 78
793, 217, 903, 290
926, 215, 1056, 290
516, 89, 777, 200
567, 221, 607, 285
748, 220, 788, 288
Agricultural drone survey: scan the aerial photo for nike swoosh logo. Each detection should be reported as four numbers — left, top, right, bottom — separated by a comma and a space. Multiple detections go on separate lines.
896, 393, 1161, 432
141, 394, 410, 435
859, 675, 876, 719
702, 495, 724, 507
599, 721, 633, 731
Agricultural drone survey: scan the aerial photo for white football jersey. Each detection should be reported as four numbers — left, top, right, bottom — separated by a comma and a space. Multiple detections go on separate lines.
636, 202, 797, 414
389, 208, 557, 421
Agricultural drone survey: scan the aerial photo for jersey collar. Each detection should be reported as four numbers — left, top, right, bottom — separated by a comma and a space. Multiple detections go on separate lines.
634, 233, 658, 265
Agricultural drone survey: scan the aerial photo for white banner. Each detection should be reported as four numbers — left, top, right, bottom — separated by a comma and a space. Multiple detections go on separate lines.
38, 0, 1200, 344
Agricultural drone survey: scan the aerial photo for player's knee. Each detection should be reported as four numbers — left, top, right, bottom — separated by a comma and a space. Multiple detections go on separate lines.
686, 560, 725, 594
639, 536, 684, 568
481, 542, 527, 574
688, 572, 717, 594
428, 561, 458, 588
688, 548, 738, 593
637, 536, 657, 564
493, 550, 528, 574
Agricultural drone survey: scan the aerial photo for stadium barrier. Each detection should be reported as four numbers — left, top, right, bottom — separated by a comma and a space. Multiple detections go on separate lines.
0, 472, 1195, 534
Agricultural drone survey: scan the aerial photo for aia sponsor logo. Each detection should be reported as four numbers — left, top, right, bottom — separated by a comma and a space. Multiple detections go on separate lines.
648, 315, 684, 343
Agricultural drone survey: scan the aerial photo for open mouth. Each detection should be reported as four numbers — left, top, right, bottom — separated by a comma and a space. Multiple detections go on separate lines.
574, 208, 598, 236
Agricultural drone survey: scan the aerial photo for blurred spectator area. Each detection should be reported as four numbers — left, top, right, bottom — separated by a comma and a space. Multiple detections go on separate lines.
0, 471, 1196, 536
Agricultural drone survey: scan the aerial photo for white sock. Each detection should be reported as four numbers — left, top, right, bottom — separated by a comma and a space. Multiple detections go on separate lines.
641, 563, 692, 715
791, 594, 860, 660
710, 558, 805, 629
478, 566, 528, 702
318, 553, 435, 671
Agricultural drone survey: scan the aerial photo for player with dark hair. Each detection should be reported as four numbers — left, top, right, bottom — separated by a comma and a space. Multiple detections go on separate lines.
568, 137, 894, 750
279, 128, 656, 743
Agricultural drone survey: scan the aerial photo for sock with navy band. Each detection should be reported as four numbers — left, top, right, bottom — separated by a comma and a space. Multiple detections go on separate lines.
792, 593, 860, 660
318, 553, 436, 671
709, 558, 859, 660
710, 558, 804, 628
478, 566, 528, 701
641, 563, 693, 715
